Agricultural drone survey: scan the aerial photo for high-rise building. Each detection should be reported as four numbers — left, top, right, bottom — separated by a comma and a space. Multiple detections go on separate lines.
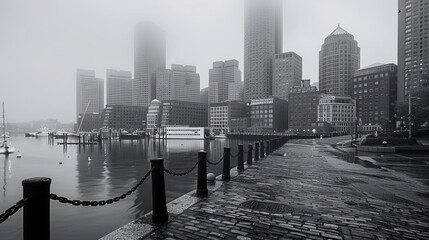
209, 60, 241, 103
319, 25, 360, 96
106, 69, 132, 106
317, 95, 356, 133
288, 80, 323, 134
351, 63, 397, 133
398, 0, 429, 102
272, 52, 302, 100
244, 0, 283, 101
228, 81, 244, 101
133, 22, 166, 107
156, 64, 200, 103
311, 82, 319, 91
76, 69, 104, 116
200, 87, 209, 104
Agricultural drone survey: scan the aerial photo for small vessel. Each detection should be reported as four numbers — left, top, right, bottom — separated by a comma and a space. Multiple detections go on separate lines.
0, 102, 15, 155
215, 133, 227, 139
17, 153, 22, 158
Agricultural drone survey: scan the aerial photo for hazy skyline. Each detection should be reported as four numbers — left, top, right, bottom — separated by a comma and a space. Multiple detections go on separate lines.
0, 0, 397, 122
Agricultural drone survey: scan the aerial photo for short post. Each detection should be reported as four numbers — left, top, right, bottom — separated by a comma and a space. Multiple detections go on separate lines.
237, 144, 244, 171
260, 141, 265, 158
266, 141, 270, 155
197, 151, 208, 197
222, 148, 231, 181
150, 158, 168, 224
247, 144, 253, 165
255, 142, 259, 161
22, 177, 52, 240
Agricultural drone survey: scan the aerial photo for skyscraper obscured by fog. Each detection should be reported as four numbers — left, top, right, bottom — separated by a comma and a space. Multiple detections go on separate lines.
398, 0, 429, 102
209, 59, 241, 103
244, 0, 283, 101
272, 52, 302, 101
106, 69, 132, 106
76, 69, 104, 116
133, 22, 166, 107
319, 25, 360, 96
156, 64, 200, 103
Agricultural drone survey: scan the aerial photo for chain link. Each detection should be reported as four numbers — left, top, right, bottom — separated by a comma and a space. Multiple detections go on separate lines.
0, 198, 27, 224
164, 160, 199, 176
50, 168, 152, 207
207, 154, 224, 165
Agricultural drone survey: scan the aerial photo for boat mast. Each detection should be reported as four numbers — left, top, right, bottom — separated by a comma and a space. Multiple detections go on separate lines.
77, 101, 91, 133
2, 102, 6, 142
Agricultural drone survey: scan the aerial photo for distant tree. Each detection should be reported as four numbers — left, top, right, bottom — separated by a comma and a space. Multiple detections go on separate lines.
396, 85, 429, 129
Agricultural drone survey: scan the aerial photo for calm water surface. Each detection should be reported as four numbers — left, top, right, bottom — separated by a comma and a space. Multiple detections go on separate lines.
0, 136, 255, 240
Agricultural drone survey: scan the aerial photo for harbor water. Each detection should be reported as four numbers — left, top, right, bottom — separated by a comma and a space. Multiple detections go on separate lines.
0, 136, 258, 240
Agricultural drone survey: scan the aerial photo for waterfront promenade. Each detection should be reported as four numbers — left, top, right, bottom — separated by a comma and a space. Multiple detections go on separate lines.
104, 137, 429, 239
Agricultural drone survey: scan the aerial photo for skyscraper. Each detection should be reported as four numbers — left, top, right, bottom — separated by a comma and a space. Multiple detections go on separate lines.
319, 25, 360, 96
244, 0, 283, 101
76, 69, 104, 116
133, 22, 166, 107
106, 69, 132, 106
272, 52, 302, 101
209, 59, 241, 103
156, 64, 200, 103
398, 0, 429, 102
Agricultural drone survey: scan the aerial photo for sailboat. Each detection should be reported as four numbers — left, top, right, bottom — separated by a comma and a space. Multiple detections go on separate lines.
0, 102, 15, 155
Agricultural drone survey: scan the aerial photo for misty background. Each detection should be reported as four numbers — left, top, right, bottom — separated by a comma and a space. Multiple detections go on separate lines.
0, 0, 397, 123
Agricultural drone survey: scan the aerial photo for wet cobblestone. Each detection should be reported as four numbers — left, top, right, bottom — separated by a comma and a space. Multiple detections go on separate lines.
144, 139, 429, 239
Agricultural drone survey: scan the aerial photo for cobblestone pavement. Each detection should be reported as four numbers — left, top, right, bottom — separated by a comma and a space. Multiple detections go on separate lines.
145, 139, 429, 240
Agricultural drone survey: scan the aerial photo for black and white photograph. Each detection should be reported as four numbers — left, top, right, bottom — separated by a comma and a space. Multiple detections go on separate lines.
1, 0, 428, 239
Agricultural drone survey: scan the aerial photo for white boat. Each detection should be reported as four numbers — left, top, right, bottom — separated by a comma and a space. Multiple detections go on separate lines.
0, 102, 15, 155
215, 133, 227, 138
165, 127, 205, 139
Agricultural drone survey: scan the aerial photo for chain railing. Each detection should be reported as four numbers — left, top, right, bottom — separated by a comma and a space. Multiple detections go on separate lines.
50, 168, 152, 207
206, 154, 224, 165
0, 136, 288, 239
0, 198, 27, 224
164, 160, 199, 176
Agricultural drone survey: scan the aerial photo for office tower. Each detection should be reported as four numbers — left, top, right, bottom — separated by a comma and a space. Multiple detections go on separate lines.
288, 80, 322, 134
398, 0, 429, 102
351, 63, 398, 133
133, 22, 166, 107
200, 87, 209, 104
244, 0, 283, 101
319, 25, 360, 96
106, 69, 132, 106
272, 52, 302, 100
209, 59, 241, 103
317, 95, 356, 133
76, 69, 104, 116
156, 64, 200, 103
228, 81, 244, 101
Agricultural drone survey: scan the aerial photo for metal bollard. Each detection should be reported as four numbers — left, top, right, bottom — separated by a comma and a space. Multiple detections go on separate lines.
260, 141, 265, 158
150, 158, 168, 224
222, 148, 231, 181
22, 177, 52, 240
247, 144, 253, 165
237, 144, 244, 171
266, 141, 270, 155
197, 151, 208, 197
255, 142, 259, 161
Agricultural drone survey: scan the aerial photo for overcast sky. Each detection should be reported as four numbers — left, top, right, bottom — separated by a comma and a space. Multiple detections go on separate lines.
0, 0, 397, 123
